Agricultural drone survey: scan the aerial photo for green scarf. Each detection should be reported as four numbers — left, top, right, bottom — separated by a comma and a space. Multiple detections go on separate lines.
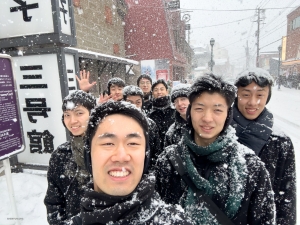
181, 126, 247, 223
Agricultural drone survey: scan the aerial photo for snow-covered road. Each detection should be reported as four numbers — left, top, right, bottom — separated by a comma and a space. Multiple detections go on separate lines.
0, 85, 299, 224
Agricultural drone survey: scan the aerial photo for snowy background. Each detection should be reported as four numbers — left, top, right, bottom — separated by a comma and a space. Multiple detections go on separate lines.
0, 86, 299, 224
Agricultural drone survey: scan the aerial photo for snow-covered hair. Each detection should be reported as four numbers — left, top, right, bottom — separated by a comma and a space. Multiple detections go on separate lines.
84, 100, 150, 175
235, 68, 274, 104
107, 77, 125, 95
171, 83, 191, 103
123, 85, 144, 100
187, 74, 237, 135
151, 79, 168, 91
62, 90, 96, 112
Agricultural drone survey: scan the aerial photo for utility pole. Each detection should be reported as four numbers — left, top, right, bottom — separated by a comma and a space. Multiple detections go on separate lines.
255, 8, 265, 67
256, 8, 261, 67
245, 41, 250, 69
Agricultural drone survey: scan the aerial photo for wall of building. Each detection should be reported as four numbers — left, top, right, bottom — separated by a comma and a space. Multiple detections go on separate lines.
74, 0, 127, 57
286, 6, 300, 60
124, 0, 173, 61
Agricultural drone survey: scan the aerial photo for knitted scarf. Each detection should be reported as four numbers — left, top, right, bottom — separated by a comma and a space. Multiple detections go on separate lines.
152, 96, 171, 109
232, 104, 273, 155
81, 174, 155, 225
71, 136, 90, 185
181, 126, 248, 222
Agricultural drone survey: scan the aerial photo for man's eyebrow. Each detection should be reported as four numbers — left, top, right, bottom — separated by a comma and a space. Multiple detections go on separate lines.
126, 133, 142, 139
97, 133, 116, 139
194, 102, 205, 106
213, 104, 226, 108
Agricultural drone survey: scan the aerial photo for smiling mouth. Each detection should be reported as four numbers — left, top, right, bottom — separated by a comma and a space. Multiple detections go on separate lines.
201, 126, 213, 131
109, 170, 130, 177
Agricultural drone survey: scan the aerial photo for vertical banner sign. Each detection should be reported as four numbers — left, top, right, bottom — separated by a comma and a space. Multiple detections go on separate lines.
65, 54, 78, 92
0, 54, 25, 160
13, 54, 67, 165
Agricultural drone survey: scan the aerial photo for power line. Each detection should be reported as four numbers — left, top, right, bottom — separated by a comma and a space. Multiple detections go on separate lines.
179, 6, 297, 12
259, 37, 282, 50
260, 22, 286, 40
191, 16, 252, 29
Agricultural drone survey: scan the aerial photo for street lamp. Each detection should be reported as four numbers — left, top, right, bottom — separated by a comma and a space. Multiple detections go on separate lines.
210, 38, 215, 72
278, 45, 282, 89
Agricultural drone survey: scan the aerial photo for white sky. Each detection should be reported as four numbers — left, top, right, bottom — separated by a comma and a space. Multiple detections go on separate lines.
180, 0, 300, 67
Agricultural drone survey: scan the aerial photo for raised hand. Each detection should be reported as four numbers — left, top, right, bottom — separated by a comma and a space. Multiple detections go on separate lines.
76, 70, 96, 92
98, 93, 119, 104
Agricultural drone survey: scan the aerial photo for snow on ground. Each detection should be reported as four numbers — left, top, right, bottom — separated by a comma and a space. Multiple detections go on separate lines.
0, 171, 47, 224
0, 86, 299, 224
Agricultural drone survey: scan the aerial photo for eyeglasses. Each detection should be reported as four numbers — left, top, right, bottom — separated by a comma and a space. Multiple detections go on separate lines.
140, 81, 151, 85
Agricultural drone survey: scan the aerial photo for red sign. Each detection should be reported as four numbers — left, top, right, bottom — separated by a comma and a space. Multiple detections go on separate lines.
156, 69, 168, 80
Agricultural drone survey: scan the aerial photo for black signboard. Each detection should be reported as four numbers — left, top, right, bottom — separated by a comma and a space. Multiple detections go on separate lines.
0, 54, 25, 160
167, 0, 180, 9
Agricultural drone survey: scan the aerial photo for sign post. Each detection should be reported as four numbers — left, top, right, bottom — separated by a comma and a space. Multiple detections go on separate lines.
0, 54, 25, 224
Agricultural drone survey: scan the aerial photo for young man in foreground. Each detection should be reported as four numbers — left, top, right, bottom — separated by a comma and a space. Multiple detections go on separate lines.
71, 101, 192, 225
156, 74, 275, 225
232, 68, 296, 225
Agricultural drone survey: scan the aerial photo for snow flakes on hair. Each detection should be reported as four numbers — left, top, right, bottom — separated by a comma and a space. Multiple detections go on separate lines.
62, 90, 96, 112
123, 85, 144, 100
171, 83, 191, 103
151, 79, 168, 91
235, 68, 273, 104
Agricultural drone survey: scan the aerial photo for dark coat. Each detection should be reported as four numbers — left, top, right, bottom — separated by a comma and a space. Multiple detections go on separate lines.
231, 106, 296, 225
142, 93, 153, 115
44, 141, 90, 225
164, 111, 188, 148
148, 96, 175, 149
155, 129, 275, 225
72, 174, 193, 225
147, 117, 162, 169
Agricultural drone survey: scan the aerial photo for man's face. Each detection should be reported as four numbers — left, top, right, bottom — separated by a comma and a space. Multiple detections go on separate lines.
237, 81, 269, 120
91, 114, 145, 196
174, 97, 189, 118
110, 84, 124, 101
152, 83, 168, 99
191, 92, 228, 147
126, 95, 143, 109
139, 78, 151, 94
63, 105, 90, 136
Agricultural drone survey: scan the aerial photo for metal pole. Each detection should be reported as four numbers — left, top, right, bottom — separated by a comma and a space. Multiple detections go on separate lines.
256, 8, 261, 67
3, 159, 20, 225
211, 45, 213, 72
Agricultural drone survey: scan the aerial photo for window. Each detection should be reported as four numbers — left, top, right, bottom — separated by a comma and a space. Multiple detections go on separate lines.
105, 6, 112, 24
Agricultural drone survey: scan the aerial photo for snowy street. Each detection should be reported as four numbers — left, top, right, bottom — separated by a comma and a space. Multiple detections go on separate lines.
0, 86, 300, 224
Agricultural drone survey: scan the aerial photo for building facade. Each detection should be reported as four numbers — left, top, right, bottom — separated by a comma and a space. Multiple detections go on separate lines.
124, 0, 193, 82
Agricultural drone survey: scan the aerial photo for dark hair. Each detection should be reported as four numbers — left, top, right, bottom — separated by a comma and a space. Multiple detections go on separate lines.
123, 85, 144, 101
171, 83, 191, 103
62, 90, 96, 112
107, 77, 125, 95
189, 74, 236, 108
151, 79, 168, 91
137, 74, 152, 86
84, 101, 150, 175
187, 74, 236, 135
235, 68, 274, 104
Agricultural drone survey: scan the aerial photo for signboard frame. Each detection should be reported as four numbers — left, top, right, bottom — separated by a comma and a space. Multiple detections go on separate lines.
0, 54, 26, 161
0, 0, 76, 48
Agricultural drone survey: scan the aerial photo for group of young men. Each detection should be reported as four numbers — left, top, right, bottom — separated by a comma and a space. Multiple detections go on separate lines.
44, 68, 296, 225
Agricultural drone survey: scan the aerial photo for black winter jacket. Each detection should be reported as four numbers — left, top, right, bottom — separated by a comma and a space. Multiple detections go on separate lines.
164, 111, 188, 148
147, 117, 162, 169
231, 106, 296, 225
148, 96, 175, 150
155, 129, 275, 225
44, 141, 90, 225
72, 174, 193, 225
142, 93, 153, 115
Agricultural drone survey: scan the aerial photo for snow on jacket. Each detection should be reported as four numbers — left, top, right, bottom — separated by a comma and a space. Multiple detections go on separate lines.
155, 127, 275, 225
148, 96, 175, 150
44, 138, 90, 225
231, 105, 296, 225
142, 93, 153, 115
164, 110, 188, 148
146, 116, 162, 170
71, 173, 193, 225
